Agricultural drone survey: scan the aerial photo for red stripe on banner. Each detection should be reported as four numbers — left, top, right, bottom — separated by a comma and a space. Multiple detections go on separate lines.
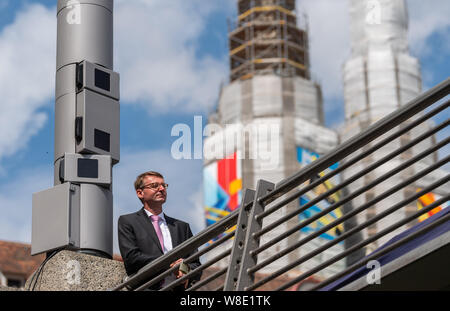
217, 153, 237, 209
229, 193, 239, 211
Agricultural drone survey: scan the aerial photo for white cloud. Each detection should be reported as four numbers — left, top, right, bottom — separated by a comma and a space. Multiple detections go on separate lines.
1, 0, 447, 165
407, 0, 450, 88
297, 0, 351, 101
115, 0, 229, 114
0, 1, 231, 166
407, 0, 450, 57
0, 164, 53, 244
296, 0, 449, 126
0, 4, 55, 164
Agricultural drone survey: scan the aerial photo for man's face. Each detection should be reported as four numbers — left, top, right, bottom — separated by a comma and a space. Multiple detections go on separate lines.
136, 175, 167, 205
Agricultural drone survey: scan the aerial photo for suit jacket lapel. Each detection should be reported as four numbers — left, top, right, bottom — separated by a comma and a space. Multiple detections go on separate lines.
137, 208, 163, 254
165, 214, 179, 248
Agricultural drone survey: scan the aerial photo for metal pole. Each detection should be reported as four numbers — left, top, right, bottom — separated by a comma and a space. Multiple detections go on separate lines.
32, 0, 120, 258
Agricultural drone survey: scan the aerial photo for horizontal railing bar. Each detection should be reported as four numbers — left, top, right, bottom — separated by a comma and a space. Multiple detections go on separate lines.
193, 231, 236, 260
305, 211, 450, 291
139, 264, 181, 291
254, 126, 449, 240
257, 101, 449, 221
248, 160, 449, 274
159, 248, 232, 292
187, 267, 228, 292
112, 81, 449, 292
132, 231, 236, 291
250, 154, 450, 269
252, 146, 449, 255
250, 195, 449, 291
260, 78, 450, 205
113, 208, 241, 291
278, 194, 450, 290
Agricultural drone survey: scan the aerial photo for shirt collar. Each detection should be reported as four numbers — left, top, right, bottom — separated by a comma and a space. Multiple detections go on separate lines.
143, 208, 166, 222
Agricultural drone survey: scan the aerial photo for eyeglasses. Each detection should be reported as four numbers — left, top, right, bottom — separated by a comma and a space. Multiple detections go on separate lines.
141, 183, 169, 190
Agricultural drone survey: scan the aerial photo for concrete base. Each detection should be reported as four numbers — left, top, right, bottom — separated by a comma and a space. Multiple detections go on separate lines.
0, 286, 22, 291
24, 250, 126, 291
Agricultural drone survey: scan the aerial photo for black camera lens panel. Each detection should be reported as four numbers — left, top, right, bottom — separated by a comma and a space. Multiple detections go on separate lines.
95, 68, 111, 92
77, 158, 99, 179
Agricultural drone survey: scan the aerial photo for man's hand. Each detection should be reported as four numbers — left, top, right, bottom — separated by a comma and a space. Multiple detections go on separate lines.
170, 259, 189, 288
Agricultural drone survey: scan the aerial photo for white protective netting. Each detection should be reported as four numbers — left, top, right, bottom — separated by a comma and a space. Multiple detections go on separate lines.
349, 0, 409, 55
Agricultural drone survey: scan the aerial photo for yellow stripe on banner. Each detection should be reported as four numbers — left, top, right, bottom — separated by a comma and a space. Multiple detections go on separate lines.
318, 214, 333, 227
229, 179, 242, 196
324, 180, 340, 203
225, 225, 237, 234
206, 225, 237, 245
416, 190, 443, 222
317, 170, 340, 203
239, 6, 295, 21
205, 214, 221, 223
317, 214, 344, 238
334, 207, 343, 219
417, 202, 429, 223
205, 206, 230, 217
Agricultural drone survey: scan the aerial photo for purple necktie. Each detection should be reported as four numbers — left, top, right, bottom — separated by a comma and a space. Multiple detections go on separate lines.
150, 215, 164, 251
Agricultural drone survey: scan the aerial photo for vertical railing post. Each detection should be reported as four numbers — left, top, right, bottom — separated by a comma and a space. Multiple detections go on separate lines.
236, 180, 275, 291
224, 189, 256, 291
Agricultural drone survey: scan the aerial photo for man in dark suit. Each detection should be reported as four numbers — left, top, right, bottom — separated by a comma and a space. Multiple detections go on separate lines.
118, 171, 201, 290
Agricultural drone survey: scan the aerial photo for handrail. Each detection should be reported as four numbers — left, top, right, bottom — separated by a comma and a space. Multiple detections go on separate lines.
237, 77, 449, 290
265, 78, 449, 204
289, 205, 450, 291
112, 77, 449, 291
112, 207, 241, 290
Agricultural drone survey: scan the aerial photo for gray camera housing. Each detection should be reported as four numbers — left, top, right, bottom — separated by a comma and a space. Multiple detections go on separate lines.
57, 153, 112, 186
32, 183, 113, 256
75, 89, 120, 163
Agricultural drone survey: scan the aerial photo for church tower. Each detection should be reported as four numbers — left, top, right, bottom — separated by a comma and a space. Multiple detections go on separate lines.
340, 0, 443, 254
203, 0, 344, 278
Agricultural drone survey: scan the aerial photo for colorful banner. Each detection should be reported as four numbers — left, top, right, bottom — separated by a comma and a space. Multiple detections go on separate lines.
203, 152, 242, 230
297, 147, 344, 241
416, 190, 448, 222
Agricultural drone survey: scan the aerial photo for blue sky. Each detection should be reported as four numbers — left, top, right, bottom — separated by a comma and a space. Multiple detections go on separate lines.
0, 0, 448, 255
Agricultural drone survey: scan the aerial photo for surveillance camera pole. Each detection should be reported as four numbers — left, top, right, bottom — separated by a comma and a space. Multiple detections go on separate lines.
31, 0, 120, 259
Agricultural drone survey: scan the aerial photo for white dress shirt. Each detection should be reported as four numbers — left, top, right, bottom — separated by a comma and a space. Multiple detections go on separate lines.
144, 209, 173, 254
143, 209, 177, 286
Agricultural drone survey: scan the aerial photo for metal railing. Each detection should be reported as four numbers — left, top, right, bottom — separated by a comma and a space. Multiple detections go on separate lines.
112, 77, 449, 291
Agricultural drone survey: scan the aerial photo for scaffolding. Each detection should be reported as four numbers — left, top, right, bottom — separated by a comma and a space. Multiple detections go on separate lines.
229, 0, 310, 82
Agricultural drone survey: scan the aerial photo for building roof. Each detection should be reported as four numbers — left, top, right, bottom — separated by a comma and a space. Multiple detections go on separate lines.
0, 240, 123, 279
0, 241, 44, 279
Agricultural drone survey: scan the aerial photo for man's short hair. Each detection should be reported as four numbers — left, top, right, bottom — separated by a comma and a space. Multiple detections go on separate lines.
134, 171, 165, 190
